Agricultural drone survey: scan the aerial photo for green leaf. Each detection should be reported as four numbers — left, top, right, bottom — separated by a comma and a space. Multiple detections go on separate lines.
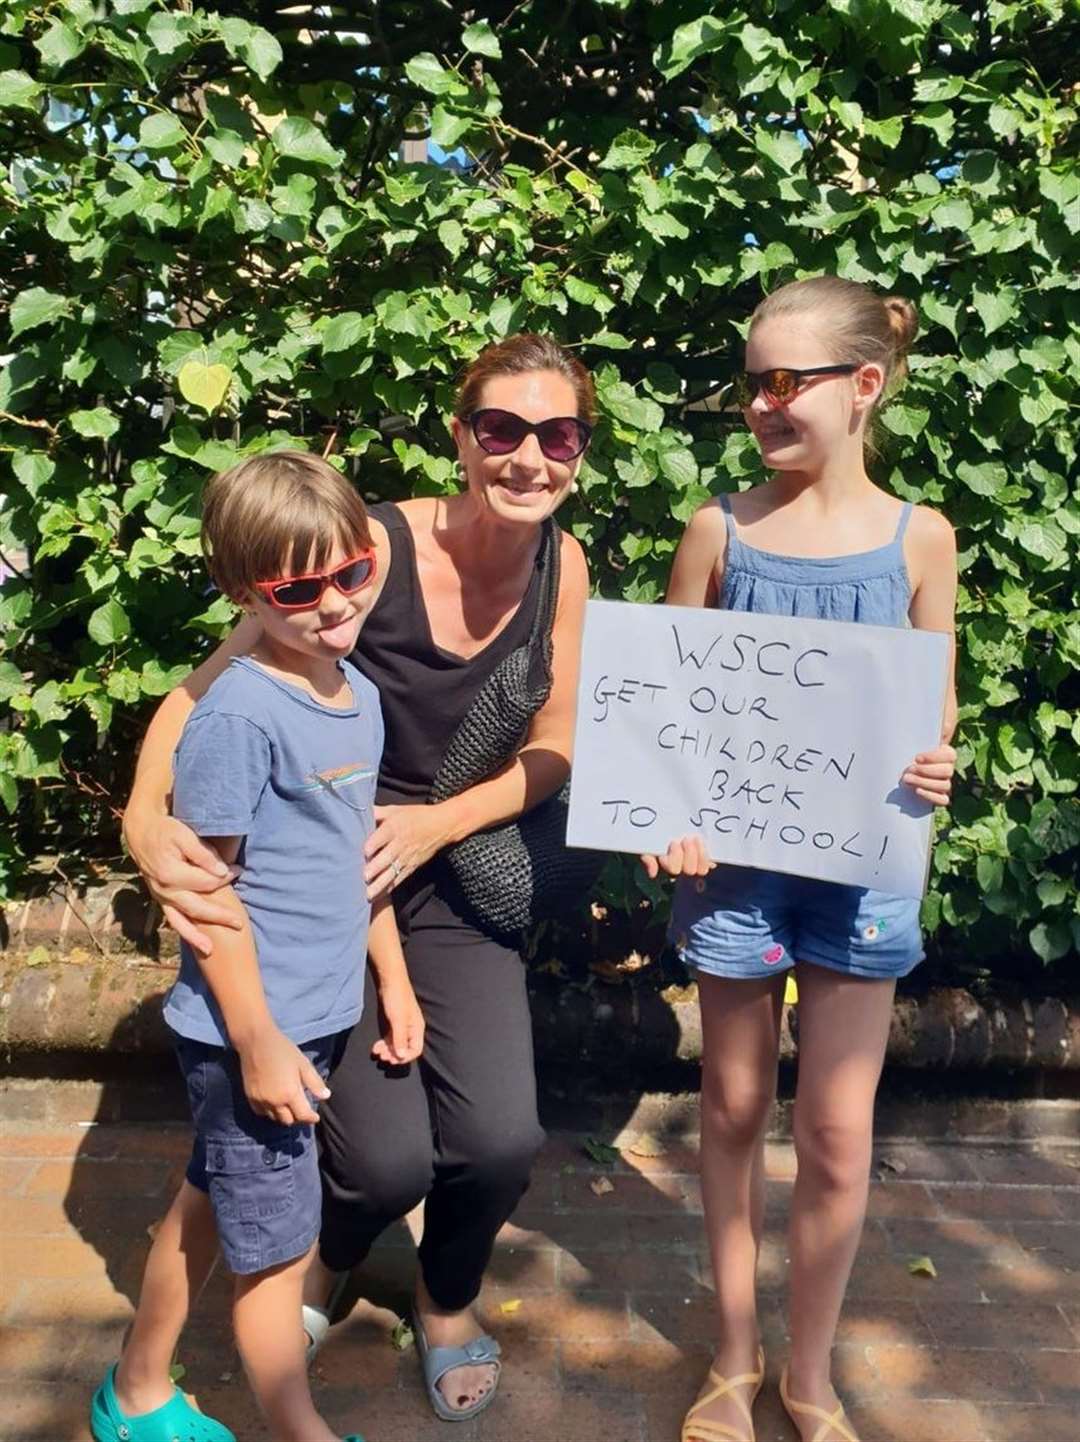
462, 21, 502, 59
9, 287, 70, 339
322, 312, 368, 354
601, 381, 664, 432
1019, 389, 1067, 426
70, 407, 120, 439
1030, 922, 1071, 963
12, 451, 54, 497
0, 70, 42, 112
430, 105, 471, 150
881, 404, 930, 439
271, 117, 343, 167
0, 662, 26, 703
956, 461, 1007, 497
971, 288, 1016, 338
656, 14, 729, 79
404, 52, 456, 95
933, 198, 973, 231
600, 129, 655, 171
87, 600, 131, 646
658, 447, 698, 487
35, 20, 83, 69
204, 128, 246, 168
437, 218, 466, 258
754, 129, 803, 173
146, 12, 194, 54
139, 112, 187, 150
241, 26, 283, 79
583, 1137, 620, 1166
177, 359, 232, 412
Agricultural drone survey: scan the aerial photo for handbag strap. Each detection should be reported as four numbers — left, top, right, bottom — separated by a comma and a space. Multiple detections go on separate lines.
428, 518, 562, 803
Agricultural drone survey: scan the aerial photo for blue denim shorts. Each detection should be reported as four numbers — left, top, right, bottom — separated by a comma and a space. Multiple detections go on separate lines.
174, 1031, 347, 1276
671, 865, 923, 981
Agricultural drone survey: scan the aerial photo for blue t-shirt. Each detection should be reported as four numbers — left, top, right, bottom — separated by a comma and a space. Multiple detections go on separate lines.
163, 656, 383, 1048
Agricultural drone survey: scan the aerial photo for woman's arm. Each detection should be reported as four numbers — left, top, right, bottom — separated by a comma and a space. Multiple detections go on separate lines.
364, 532, 590, 898
122, 614, 261, 948
903, 506, 958, 805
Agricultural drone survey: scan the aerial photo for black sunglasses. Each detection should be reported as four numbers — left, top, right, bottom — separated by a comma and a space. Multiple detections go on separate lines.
468, 408, 593, 463
734, 365, 859, 406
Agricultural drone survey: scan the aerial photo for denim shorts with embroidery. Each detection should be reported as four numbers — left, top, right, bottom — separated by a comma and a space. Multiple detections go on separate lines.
173, 1030, 347, 1276
670, 865, 923, 981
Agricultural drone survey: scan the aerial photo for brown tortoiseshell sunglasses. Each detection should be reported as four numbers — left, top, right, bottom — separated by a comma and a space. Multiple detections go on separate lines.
733, 364, 859, 406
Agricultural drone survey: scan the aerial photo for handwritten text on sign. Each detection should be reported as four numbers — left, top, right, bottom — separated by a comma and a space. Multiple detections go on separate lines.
567, 601, 949, 898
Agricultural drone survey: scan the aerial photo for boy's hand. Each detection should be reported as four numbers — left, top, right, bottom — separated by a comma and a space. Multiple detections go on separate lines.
902, 743, 957, 807
236, 1025, 330, 1126
371, 982, 425, 1066
641, 835, 714, 880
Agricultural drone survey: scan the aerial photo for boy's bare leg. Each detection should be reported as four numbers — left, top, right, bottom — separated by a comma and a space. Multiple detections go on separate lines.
114, 1181, 219, 1413
234, 1244, 340, 1442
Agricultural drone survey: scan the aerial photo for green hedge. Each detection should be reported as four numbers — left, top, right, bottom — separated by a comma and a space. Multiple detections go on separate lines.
1, 1, 1077, 970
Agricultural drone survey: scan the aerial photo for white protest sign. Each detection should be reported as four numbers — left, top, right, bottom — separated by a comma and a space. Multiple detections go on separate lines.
568, 600, 950, 898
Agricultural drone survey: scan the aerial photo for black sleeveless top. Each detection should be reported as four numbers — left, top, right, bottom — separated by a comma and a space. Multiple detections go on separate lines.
351, 502, 546, 806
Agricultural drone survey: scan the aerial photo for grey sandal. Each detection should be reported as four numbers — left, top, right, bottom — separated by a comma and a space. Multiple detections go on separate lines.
412, 1313, 502, 1423
302, 1270, 350, 1364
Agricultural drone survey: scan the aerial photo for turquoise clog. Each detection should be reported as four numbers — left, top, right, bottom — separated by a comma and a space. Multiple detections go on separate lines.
90, 1365, 236, 1442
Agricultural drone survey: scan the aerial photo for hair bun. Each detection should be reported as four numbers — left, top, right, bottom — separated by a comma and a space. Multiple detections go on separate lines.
883, 295, 919, 353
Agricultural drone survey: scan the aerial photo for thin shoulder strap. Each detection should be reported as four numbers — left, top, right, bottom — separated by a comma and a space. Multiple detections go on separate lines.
718, 493, 739, 539
893, 501, 914, 544
526, 518, 560, 692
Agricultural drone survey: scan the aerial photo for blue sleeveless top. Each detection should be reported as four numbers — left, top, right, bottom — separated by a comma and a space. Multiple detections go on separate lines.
719, 495, 912, 627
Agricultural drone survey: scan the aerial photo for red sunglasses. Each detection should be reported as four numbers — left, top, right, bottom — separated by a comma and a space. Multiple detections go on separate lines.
253, 549, 377, 611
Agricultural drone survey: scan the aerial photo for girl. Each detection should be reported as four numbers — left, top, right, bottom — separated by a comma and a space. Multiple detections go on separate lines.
648, 277, 957, 1442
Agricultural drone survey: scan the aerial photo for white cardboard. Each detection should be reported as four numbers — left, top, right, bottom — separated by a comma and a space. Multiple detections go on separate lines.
567, 599, 950, 898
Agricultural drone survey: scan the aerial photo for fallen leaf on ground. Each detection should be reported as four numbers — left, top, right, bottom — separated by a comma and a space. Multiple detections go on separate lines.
390, 1318, 415, 1351
625, 1131, 665, 1158
907, 1254, 938, 1278
878, 1153, 909, 1176
584, 1137, 620, 1166
590, 1175, 615, 1196
561, 1162, 576, 1175
499, 1298, 523, 1314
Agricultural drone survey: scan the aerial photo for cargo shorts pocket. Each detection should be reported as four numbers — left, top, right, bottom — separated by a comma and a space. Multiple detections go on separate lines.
204, 1134, 297, 1223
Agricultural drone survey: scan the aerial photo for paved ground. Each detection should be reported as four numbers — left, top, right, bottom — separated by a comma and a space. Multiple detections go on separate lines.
1, 1099, 1079, 1442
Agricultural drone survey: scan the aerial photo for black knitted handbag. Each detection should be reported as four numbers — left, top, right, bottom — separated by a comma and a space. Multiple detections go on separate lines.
428, 518, 604, 941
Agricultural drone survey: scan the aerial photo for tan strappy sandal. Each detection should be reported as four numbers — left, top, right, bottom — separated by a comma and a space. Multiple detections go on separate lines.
681, 1346, 765, 1442
779, 1366, 860, 1442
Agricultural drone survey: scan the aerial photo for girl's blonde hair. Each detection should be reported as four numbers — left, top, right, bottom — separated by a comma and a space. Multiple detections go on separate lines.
750, 276, 918, 453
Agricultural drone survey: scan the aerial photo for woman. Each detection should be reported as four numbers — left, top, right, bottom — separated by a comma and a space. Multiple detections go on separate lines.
123, 333, 593, 1421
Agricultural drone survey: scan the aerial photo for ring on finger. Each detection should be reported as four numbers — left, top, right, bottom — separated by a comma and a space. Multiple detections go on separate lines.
390, 859, 402, 882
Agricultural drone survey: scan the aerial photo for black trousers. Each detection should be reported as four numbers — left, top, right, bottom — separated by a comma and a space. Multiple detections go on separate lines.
317, 869, 546, 1310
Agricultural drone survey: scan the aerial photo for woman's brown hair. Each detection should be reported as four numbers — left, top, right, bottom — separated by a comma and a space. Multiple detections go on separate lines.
455, 333, 596, 423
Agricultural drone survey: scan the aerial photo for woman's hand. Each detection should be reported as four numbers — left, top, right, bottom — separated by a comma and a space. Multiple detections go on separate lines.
640, 835, 714, 880
371, 980, 425, 1066
124, 809, 241, 955
902, 743, 957, 807
364, 802, 452, 901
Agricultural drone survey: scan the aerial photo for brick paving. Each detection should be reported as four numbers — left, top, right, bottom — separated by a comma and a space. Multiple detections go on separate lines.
1, 1107, 1078, 1442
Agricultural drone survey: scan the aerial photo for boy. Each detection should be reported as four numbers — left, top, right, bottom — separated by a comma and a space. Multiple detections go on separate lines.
91, 452, 422, 1442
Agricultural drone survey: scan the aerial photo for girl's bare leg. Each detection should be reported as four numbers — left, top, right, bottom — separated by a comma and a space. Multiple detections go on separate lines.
687, 972, 785, 1441
234, 1245, 339, 1442
785, 963, 895, 1438
113, 1181, 218, 1414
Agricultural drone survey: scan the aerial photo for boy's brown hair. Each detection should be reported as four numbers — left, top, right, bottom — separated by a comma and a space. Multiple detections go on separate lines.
201, 450, 371, 600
